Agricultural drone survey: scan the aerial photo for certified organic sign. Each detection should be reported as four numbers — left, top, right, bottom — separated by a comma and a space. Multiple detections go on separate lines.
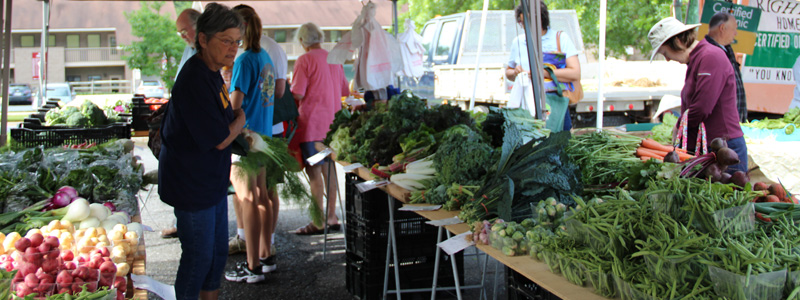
745, 0, 800, 84
699, 0, 761, 55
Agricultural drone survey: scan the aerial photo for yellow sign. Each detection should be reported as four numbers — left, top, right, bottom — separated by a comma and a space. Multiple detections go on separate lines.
697, 24, 757, 55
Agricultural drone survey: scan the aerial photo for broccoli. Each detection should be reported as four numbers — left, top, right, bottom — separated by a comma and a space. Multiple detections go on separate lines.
45, 108, 64, 125
433, 125, 493, 188
62, 106, 79, 116
80, 100, 108, 127
65, 111, 90, 127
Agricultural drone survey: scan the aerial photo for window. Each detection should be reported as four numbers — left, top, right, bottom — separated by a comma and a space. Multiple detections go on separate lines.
330, 30, 341, 43
87, 34, 100, 48
420, 24, 436, 57
433, 21, 458, 62
66, 75, 81, 82
20, 35, 34, 47
48, 35, 56, 47
109, 35, 117, 54
274, 30, 286, 43
66, 35, 80, 48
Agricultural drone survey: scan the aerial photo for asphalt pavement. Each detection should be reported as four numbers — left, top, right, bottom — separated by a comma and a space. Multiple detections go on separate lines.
132, 137, 509, 300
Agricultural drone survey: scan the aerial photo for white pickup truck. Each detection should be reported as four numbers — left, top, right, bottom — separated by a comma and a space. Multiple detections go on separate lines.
407, 10, 686, 127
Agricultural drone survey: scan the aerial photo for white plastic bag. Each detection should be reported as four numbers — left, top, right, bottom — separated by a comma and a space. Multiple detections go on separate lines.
397, 19, 425, 78
328, 31, 355, 64
508, 73, 536, 117
354, 2, 403, 91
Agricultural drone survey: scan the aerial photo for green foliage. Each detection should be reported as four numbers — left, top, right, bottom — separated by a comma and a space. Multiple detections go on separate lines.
433, 125, 493, 188
123, 1, 185, 90
80, 100, 108, 127
647, 113, 678, 145
397, 0, 517, 33
547, 0, 673, 58
65, 112, 90, 127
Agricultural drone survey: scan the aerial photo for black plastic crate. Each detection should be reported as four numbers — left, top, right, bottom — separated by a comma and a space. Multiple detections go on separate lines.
506, 267, 561, 300
346, 252, 463, 300
345, 214, 440, 263
345, 173, 417, 225
10, 123, 131, 148
131, 96, 150, 131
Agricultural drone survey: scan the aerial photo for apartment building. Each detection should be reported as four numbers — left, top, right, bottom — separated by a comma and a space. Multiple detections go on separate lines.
6, 1, 394, 91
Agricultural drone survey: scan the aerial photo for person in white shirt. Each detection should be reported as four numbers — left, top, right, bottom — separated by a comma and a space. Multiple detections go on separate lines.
175, 8, 201, 77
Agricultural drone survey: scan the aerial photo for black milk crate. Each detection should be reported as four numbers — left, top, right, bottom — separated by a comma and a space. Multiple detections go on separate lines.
345, 173, 416, 225
346, 252, 463, 300
10, 123, 131, 148
345, 214, 440, 264
506, 267, 561, 300
131, 96, 150, 131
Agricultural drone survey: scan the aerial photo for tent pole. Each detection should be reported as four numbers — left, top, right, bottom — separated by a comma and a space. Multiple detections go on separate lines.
596, 0, 607, 129
523, 0, 544, 120
0, 0, 11, 147
392, 0, 400, 89
39, 0, 50, 108
468, 0, 490, 111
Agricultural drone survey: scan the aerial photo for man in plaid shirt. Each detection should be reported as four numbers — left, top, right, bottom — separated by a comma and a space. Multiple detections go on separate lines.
705, 12, 747, 122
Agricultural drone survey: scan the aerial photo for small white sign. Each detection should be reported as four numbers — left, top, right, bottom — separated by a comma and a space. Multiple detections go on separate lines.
437, 232, 474, 255
356, 180, 390, 193
131, 274, 176, 300
343, 163, 364, 173
141, 225, 155, 232
399, 204, 442, 211
307, 148, 333, 166
426, 216, 463, 227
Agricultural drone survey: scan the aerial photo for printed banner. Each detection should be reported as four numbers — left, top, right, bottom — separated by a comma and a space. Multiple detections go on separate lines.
746, 0, 800, 83
700, 0, 761, 54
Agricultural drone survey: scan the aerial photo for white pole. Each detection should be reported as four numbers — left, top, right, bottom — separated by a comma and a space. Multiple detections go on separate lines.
596, 0, 607, 129
468, 0, 490, 111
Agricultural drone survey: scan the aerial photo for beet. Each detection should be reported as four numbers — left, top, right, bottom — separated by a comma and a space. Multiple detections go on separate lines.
730, 171, 750, 187
716, 147, 740, 167
704, 164, 722, 182
710, 137, 728, 153
719, 171, 732, 184
664, 151, 681, 163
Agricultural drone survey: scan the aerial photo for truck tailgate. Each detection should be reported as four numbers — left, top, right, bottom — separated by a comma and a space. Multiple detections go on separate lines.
434, 64, 509, 105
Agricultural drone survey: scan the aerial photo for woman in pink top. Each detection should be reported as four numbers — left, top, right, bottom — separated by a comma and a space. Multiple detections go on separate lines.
291, 22, 349, 235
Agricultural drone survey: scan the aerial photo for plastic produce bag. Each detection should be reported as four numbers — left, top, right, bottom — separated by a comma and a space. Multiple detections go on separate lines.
507, 73, 536, 118
397, 19, 425, 78
327, 31, 355, 64
352, 2, 403, 91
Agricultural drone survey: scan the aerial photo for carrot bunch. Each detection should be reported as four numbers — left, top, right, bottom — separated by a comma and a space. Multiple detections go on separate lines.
635, 139, 694, 162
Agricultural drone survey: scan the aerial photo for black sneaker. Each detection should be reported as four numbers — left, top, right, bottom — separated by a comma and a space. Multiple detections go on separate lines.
260, 256, 276, 273
225, 262, 265, 283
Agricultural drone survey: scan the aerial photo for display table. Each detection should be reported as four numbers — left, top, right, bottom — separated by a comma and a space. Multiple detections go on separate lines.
130, 216, 147, 300
341, 162, 611, 300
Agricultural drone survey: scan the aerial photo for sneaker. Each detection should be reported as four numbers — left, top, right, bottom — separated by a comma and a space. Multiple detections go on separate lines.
260, 256, 276, 273
225, 262, 265, 283
228, 236, 246, 255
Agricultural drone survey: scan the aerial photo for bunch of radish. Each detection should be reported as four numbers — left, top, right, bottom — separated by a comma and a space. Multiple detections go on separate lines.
679, 137, 750, 187
470, 220, 492, 245
753, 182, 797, 204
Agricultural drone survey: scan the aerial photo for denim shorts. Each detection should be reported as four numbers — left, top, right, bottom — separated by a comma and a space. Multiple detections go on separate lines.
173, 199, 228, 299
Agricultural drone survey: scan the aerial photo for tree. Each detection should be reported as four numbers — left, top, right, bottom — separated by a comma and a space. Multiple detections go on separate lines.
123, 2, 184, 90
398, 0, 673, 59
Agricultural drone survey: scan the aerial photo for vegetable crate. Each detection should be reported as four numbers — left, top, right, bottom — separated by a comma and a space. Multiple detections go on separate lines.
10, 123, 131, 149
131, 96, 167, 131
346, 252, 463, 300
505, 267, 561, 300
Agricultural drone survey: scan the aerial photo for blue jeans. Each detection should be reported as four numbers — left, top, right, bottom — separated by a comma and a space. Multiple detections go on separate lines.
725, 136, 749, 174
563, 110, 572, 131
173, 199, 228, 300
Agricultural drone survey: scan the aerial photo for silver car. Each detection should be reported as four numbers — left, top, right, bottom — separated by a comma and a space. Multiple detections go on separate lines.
44, 83, 76, 104
136, 80, 165, 98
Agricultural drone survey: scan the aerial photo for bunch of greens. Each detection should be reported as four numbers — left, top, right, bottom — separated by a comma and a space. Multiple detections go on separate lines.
647, 113, 678, 145
481, 108, 549, 149
459, 131, 582, 225
233, 132, 322, 228
423, 103, 478, 133
566, 131, 643, 187
45, 100, 111, 127
366, 91, 428, 166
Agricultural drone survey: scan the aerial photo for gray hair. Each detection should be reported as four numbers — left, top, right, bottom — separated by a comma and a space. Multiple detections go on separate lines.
296, 22, 324, 48
194, 3, 244, 52
184, 9, 201, 28
709, 11, 733, 30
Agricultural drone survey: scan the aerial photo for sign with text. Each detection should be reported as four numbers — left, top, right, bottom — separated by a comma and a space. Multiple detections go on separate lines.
32, 52, 40, 80
699, 0, 761, 54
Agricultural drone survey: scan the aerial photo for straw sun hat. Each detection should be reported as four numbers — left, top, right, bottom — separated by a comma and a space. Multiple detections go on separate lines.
648, 17, 701, 62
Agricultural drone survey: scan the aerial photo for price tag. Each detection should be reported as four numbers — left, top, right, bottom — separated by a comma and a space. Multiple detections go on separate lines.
306, 148, 333, 166
437, 232, 474, 255
343, 163, 364, 173
425, 216, 462, 226
356, 180, 389, 193
399, 204, 442, 211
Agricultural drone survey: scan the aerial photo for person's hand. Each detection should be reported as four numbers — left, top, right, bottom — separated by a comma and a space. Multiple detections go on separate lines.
234, 108, 244, 118
515, 65, 525, 76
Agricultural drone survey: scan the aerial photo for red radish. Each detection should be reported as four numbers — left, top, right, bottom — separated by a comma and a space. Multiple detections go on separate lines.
104, 202, 117, 212
57, 186, 79, 200
754, 182, 768, 191
99, 261, 117, 274
16, 283, 33, 297
71, 266, 88, 279
114, 276, 127, 292
60, 250, 74, 262
38, 242, 51, 253
766, 195, 781, 203
768, 183, 787, 200
44, 236, 59, 249
62, 261, 77, 270
87, 256, 103, 269
78, 254, 89, 264
38, 273, 54, 285
29, 234, 44, 248
23, 248, 39, 265
15, 238, 31, 252
56, 270, 73, 285
17, 262, 36, 276
24, 273, 39, 288
35, 267, 46, 278
41, 257, 59, 273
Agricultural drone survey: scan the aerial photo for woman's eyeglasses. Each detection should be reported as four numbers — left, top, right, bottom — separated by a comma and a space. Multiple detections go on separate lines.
214, 35, 243, 47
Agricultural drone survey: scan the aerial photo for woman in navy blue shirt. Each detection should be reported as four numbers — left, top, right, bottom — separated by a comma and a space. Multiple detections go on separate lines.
158, 3, 245, 299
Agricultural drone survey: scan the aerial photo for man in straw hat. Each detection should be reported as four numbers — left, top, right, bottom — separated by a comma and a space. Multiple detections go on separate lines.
648, 17, 748, 174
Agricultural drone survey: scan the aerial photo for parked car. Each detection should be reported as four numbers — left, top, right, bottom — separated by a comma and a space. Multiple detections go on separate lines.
8, 83, 33, 105
136, 80, 165, 99
44, 83, 76, 104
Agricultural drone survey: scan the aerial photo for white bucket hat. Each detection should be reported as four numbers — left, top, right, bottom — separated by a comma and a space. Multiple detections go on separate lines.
648, 17, 701, 62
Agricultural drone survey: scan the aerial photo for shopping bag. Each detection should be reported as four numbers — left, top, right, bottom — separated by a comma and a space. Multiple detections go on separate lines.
508, 73, 536, 118
359, 2, 403, 91
397, 19, 425, 78
544, 67, 569, 133
673, 109, 708, 155
328, 31, 355, 64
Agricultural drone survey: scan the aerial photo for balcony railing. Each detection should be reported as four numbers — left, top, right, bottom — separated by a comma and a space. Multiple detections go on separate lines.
278, 42, 337, 58
65, 47, 126, 64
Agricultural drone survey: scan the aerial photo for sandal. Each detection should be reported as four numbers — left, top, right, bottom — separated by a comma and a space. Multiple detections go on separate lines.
327, 223, 341, 231
294, 223, 324, 235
